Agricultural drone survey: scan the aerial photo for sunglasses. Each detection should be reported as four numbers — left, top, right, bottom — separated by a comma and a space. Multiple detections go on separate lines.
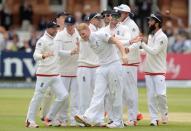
103, 14, 111, 18
111, 15, 121, 19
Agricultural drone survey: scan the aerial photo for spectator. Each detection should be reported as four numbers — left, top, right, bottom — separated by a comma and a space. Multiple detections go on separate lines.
0, 4, 13, 30
171, 30, 188, 53
28, 29, 39, 51
38, 17, 47, 31
0, 26, 8, 51
19, 40, 32, 53
19, 0, 33, 24
182, 31, 191, 54
6, 33, 21, 52
19, 0, 33, 31
135, 0, 152, 33
163, 20, 176, 52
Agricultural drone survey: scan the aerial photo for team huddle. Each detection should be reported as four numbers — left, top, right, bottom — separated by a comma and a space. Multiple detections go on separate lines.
25, 4, 168, 128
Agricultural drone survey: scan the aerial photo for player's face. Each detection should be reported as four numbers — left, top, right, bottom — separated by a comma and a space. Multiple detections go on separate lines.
148, 18, 156, 34
120, 12, 128, 22
79, 29, 90, 41
47, 28, 58, 37
103, 14, 112, 24
92, 18, 102, 28
66, 24, 75, 35
111, 15, 120, 26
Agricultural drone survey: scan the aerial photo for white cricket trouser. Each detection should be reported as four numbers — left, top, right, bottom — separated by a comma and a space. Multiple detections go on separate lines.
123, 66, 138, 121
77, 67, 97, 115
26, 76, 68, 122
145, 75, 168, 122
84, 61, 123, 125
57, 77, 79, 123
40, 86, 53, 119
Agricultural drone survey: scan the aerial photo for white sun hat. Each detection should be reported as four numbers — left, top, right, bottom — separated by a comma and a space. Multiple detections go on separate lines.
114, 4, 131, 13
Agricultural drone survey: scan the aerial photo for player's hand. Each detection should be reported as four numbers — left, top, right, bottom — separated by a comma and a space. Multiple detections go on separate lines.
130, 35, 144, 44
71, 48, 79, 55
42, 51, 54, 59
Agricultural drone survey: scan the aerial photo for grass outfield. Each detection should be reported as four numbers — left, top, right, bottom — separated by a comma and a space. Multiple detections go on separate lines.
0, 88, 191, 131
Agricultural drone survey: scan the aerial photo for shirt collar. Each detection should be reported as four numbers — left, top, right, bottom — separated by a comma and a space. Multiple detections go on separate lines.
44, 31, 54, 39
122, 16, 130, 24
153, 29, 162, 37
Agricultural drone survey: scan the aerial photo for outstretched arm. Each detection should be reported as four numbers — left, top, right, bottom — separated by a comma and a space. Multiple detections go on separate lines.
108, 36, 128, 64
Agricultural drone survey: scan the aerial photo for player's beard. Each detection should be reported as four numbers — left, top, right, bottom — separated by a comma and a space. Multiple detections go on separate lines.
148, 24, 156, 35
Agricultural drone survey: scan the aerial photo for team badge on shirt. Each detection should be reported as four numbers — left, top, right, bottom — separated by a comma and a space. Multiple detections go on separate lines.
40, 82, 44, 87
95, 41, 99, 47
38, 42, 42, 46
117, 31, 120, 35
160, 41, 164, 45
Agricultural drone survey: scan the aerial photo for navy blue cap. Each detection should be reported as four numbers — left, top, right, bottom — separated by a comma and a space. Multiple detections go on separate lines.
89, 13, 103, 20
46, 20, 60, 28
111, 10, 121, 17
147, 12, 163, 23
83, 15, 90, 22
65, 16, 76, 25
101, 9, 112, 16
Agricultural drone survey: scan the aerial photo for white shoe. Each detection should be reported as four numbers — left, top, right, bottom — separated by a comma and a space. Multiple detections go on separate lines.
25, 120, 39, 128
106, 121, 124, 128
150, 120, 159, 126
70, 120, 77, 127
161, 115, 168, 124
74, 115, 91, 127
60, 120, 67, 127
124, 120, 137, 126
94, 122, 107, 127
51, 119, 61, 127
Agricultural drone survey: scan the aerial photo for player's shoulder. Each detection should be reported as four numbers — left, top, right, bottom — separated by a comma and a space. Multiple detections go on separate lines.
118, 24, 129, 30
54, 30, 65, 40
36, 36, 45, 47
94, 29, 110, 38
156, 29, 168, 44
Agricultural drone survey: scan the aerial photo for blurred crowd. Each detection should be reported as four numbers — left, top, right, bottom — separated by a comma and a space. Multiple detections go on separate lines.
0, 0, 191, 54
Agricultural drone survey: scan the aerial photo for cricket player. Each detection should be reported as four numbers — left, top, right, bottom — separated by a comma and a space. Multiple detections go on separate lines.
40, 11, 69, 122
77, 13, 101, 118
100, 10, 131, 123
101, 10, 112, 26
75, 23, 128, 128
135, 12, 168, 126
88, 13, 103, 31
54, 15, 80, 126
114, 4, 143, 125
25, 20, 68, 128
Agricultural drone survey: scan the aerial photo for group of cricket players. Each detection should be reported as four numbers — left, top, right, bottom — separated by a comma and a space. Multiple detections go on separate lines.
25, 4, 169, 128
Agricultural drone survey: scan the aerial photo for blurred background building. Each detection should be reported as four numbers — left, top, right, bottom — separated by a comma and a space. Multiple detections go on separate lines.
0, 0, 191, 86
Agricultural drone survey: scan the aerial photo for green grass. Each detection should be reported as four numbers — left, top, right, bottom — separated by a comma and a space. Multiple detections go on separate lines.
0, 88, 191, 131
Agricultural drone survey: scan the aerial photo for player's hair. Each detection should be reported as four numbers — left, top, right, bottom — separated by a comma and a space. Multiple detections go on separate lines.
76, 23, 89, 32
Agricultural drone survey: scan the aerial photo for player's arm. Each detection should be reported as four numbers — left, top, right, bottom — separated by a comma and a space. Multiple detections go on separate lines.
56, 39, 79, 57
33, 41, 53, 61
124, 35, 143, 53
109, 36, 128, 64
141, 36, 167, 55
